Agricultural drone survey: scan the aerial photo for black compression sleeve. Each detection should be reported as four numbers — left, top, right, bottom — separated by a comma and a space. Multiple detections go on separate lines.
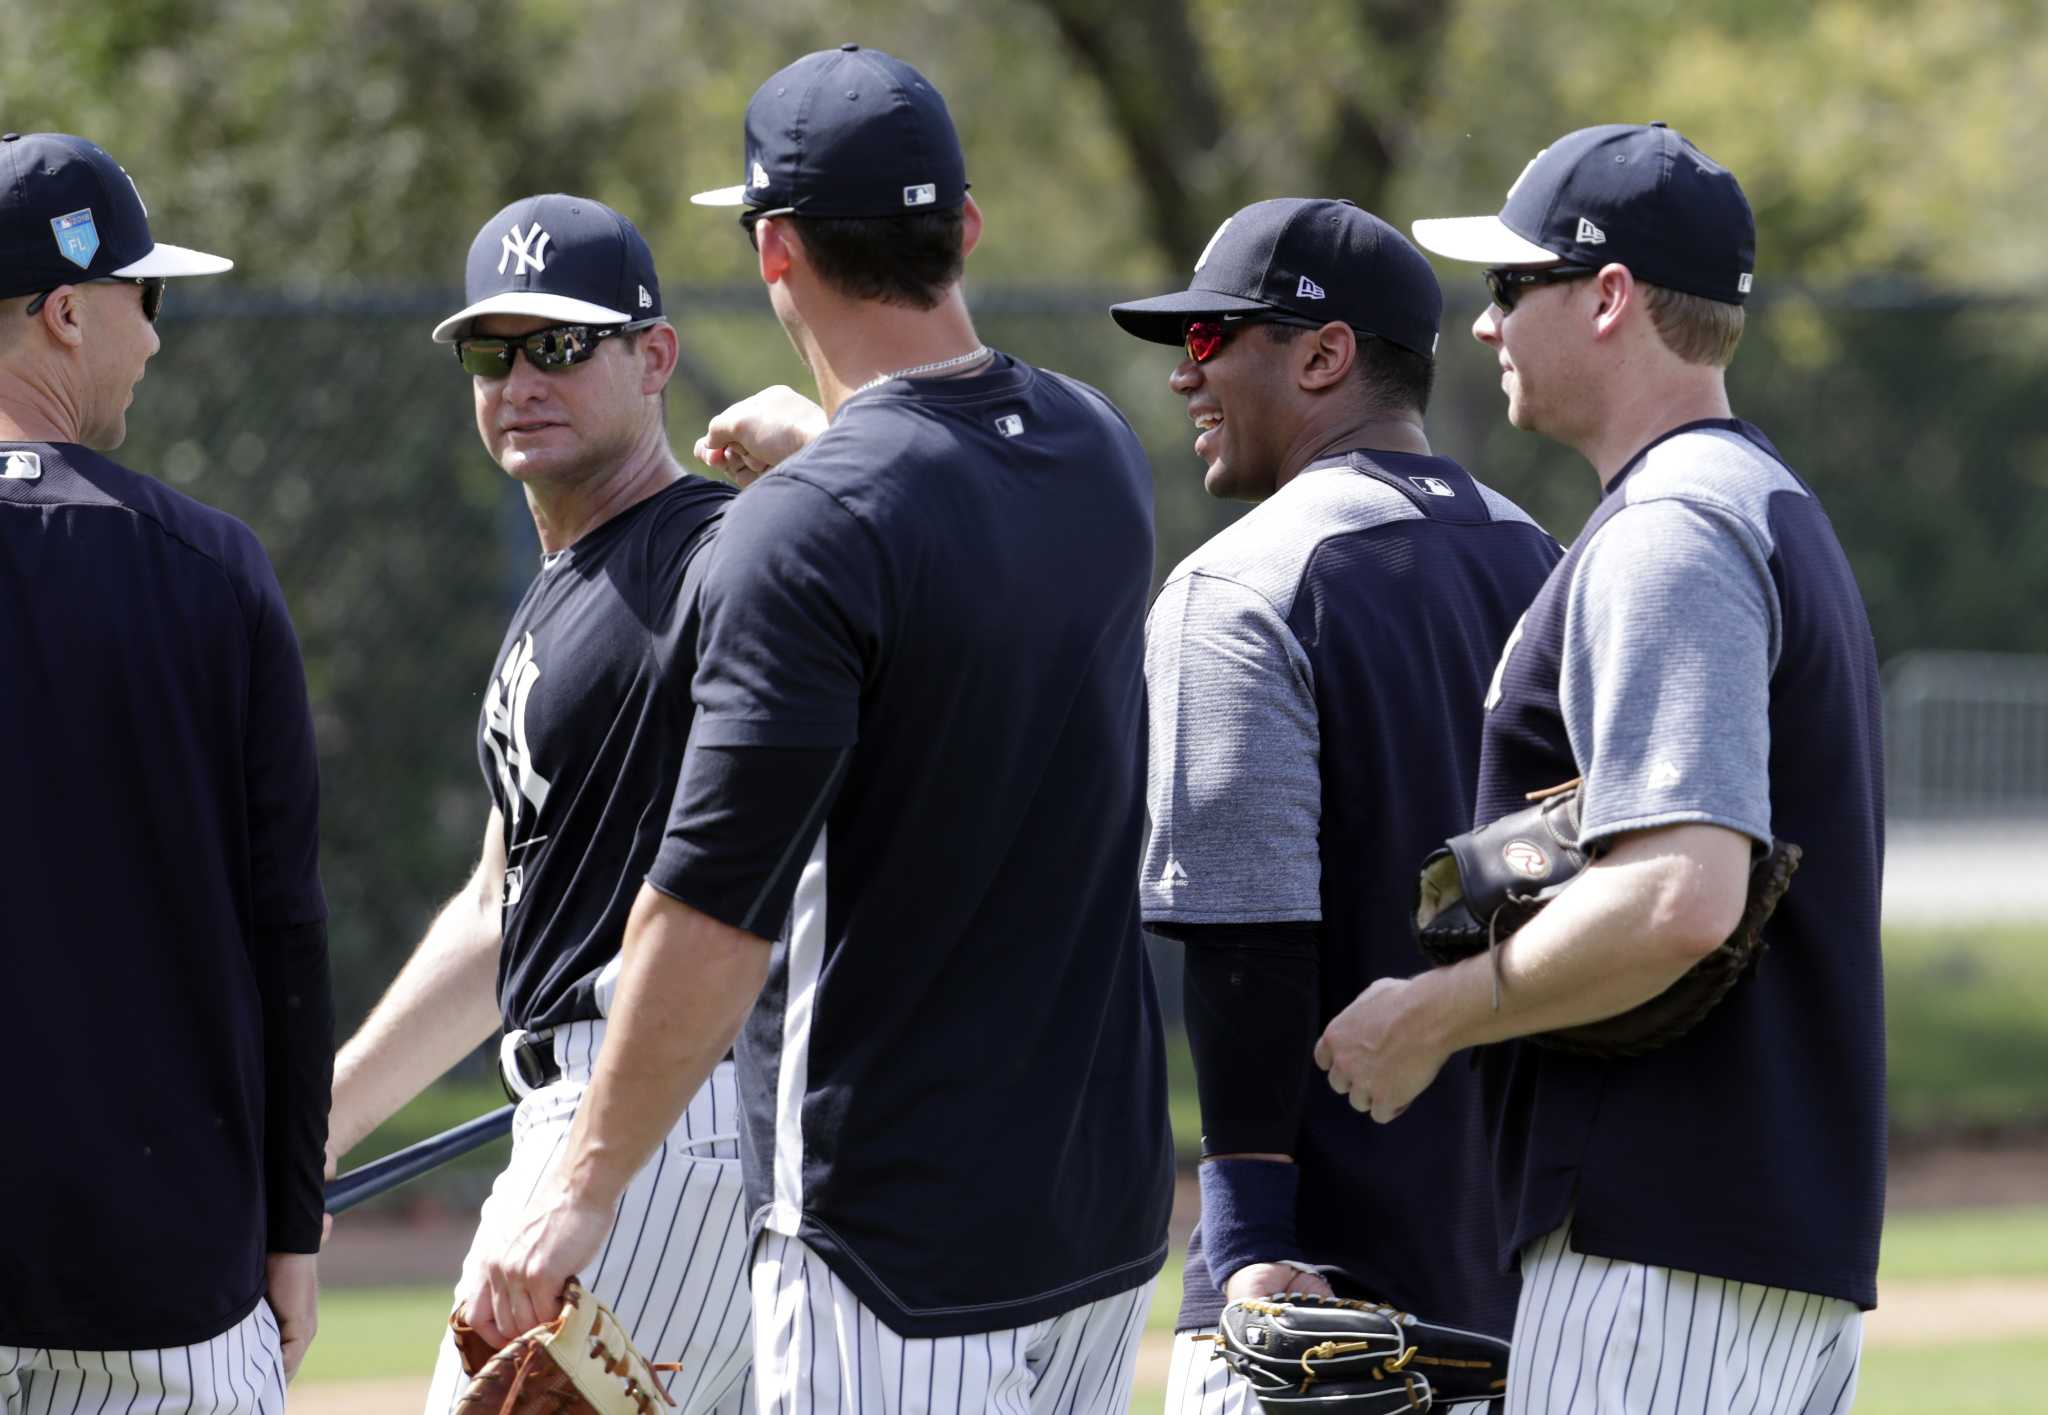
256, 919, 333, 1252
1161, 921, 1321, 1158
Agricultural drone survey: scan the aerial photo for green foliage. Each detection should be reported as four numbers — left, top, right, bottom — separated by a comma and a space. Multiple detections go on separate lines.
1856, 1338, 2048, 1414
1885, 926, 2048, 1134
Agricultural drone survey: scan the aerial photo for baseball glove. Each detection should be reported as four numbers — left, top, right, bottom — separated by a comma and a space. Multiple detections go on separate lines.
1211, 1293, 1509, 1410
1413, 779, 1801, 1057
449, 1279, 677, 1415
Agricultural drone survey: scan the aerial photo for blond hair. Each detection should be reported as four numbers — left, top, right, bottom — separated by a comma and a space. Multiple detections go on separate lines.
1642, 282, 1744, 367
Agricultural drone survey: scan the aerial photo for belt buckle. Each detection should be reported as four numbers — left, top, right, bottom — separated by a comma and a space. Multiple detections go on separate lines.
499, 1029, 557, 1101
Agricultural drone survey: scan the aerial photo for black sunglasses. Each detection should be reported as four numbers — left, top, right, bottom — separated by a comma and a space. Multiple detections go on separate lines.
24, 276, 167, 323
1483, 265, 1596, 313
1183, 312, 1329, 364
454, 319, 658, 378
739, 205, 797, 251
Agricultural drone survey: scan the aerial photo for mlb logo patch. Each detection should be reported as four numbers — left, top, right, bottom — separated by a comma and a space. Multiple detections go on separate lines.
51, 209, 99, 268
903, 183, 937, 207
1738, 273, 1754, 294
994, 414, 1024, 438
1409, 476, 1456, 498
2, 450, 41, 481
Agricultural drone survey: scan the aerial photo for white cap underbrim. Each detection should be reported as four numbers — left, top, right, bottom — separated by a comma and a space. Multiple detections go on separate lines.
430, 290, 639, 344
1410, 215, 1559, 266
689, 185, 750, 207
112, 242, 234, 279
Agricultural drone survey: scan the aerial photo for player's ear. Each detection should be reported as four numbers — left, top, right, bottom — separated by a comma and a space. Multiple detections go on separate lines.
756, 217, 797, 285
1591, 264, 1634, 341
1297, 321, 1355, 394
636, 321, 679, 397
959, 195, 982, 260
33, 287, 87, 350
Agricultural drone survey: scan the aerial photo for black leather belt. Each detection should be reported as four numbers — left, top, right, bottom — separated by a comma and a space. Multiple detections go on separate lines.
502, 1030, 562, 1099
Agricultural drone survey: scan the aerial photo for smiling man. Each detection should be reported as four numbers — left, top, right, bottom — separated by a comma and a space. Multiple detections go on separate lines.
1109, 198, 1560, 1415
1314, 123, 1885, 1415
325, 194, 753, 1415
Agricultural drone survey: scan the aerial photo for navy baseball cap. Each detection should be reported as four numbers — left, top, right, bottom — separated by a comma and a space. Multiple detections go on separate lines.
0, 132, 231, 300
1110, 198, 1442, 358
432, 194, 662, 343
1412, 122, 1756, 305
689, 44, 968, 218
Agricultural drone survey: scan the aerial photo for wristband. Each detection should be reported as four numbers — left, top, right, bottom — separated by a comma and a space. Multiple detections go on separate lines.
1199, 1157, 1307, 1291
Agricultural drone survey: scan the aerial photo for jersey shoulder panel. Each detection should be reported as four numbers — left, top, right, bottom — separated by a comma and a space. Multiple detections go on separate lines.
1165, 467, 1421, 618
1621, 425, 1807, 557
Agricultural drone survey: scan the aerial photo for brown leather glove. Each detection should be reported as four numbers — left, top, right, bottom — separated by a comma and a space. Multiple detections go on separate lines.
1413, 780, 1801, 1057
450, 1279, 677, 1415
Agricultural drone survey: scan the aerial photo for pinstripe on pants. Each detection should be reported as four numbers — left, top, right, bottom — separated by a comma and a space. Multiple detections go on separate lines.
0, 1297, 284, 1415
751, 1233, 1154, 1415
1508, 1225, 1863, 1415
425, 1021, 755, 1415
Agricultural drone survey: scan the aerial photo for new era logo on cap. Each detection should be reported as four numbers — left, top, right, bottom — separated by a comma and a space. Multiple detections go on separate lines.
751, 160, 771, 189
1297, 275, 1326, 300
1575, 218, 1606, 246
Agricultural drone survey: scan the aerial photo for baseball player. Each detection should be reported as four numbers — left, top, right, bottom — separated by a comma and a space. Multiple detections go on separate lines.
1320, 123, 1883, 1413
0, 133, 329, 1412
323, 195, 753, 1414
1110, 199, 1560, 1415
464, 44, 1176, 1415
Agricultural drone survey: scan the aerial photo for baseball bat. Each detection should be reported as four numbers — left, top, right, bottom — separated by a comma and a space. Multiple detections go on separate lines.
324, 1103, 516, 1215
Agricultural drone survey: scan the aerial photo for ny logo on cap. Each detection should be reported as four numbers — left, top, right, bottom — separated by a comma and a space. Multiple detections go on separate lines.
499, 224, 552, 276
1575, 218, 1607, 246
1297, 276, 1326, 300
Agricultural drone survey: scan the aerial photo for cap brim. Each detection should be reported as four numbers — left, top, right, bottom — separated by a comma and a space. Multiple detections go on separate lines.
1409, 215, 1559, 266
112, 242, 233, 279
690, 185, 750, 207
1109, 288, 1279, 345
430, 291, 639, 344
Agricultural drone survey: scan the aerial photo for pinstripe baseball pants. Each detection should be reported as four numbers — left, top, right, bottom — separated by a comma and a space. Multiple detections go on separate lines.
751, 1232, 1154, 1415
425, 1020, 755, 1415
1506, 1224, 1863, 1415
0, 1299, 284, 1415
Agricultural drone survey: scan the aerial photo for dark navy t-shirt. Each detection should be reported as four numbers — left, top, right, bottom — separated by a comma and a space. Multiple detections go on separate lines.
1474, 420, 1886, 1308
1142, 453, 1561, 1334
480, 475, 734, 1031
649, 355, 1176, 1337
1, 443, 329, 1348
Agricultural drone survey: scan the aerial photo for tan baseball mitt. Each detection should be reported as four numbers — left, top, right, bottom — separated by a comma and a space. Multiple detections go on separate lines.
450, 1279, 678, 1415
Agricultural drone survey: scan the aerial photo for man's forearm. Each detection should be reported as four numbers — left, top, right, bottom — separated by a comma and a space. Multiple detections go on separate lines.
1431, 823, 1752, 1052
556, 883, 773, 1210
330, 871, 502, 1159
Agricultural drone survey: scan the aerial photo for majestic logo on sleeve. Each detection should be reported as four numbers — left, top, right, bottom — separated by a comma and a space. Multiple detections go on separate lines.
483, 632, 553, 834
498, 224, 552, 276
